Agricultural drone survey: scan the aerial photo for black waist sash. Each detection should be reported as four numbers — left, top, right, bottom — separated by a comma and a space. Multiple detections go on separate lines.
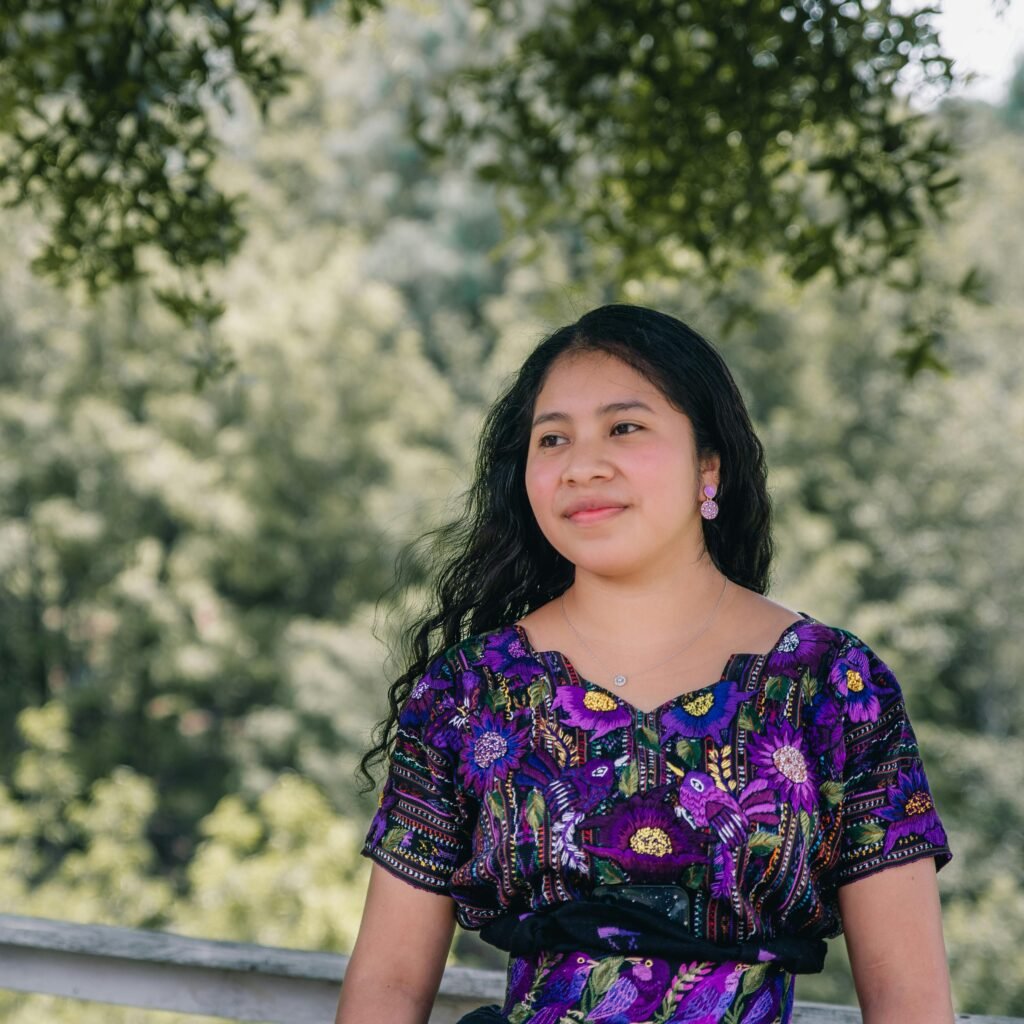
478, 885, 826, 975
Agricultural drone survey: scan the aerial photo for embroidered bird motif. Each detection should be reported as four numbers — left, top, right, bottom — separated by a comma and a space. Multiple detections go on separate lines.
588, 957, 672, 1023
673, 962, 745, 1022
516, 750, 617, 816
736, 977, 786, 1024
531, 952, 597, 1009
670, 769, 781, 898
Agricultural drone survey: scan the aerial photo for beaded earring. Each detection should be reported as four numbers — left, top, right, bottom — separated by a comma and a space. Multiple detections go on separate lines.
700, 483, 719, 520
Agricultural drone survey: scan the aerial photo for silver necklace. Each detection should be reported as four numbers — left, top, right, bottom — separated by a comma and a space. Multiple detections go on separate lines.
559, 578, 730, 687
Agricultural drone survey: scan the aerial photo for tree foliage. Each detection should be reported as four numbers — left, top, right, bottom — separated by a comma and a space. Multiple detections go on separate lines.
1, 0, 962, 347
430, 0, 958, 287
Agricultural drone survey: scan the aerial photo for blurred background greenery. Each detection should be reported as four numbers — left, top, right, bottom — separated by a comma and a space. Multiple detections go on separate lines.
1, 0, 1022, 1019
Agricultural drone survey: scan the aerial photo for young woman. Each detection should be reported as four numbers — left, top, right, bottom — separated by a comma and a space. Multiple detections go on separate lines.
335, 305, 954, 1024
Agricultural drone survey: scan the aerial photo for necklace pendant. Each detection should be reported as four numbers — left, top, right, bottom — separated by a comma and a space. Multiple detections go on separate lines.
613, 674, 628, 687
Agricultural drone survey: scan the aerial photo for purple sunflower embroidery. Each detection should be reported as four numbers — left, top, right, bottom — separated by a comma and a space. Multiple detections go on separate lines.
661, 681, 751, 743
829, 646, 881, 723
764, 621, 835, 679
877, 765, 946, 856
479, 627, 547, 682
457, 706, 531, 796
747, 721, 819, 816
552, 685, 632, 739
580, 789, 706, 880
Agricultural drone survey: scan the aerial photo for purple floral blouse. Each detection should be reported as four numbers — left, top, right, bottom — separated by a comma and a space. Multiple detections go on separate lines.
362, 615, 952, 1023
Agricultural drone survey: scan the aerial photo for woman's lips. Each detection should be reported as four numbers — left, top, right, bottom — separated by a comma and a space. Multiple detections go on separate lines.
566, 505, 627, 523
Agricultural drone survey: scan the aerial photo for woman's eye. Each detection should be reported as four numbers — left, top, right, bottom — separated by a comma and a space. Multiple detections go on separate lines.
537, 433, 565, 448
537, 424, 640, 447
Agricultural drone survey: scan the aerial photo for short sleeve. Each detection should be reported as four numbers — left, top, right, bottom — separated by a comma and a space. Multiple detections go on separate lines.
829, 634, 953, 889
361, 650, 472, 894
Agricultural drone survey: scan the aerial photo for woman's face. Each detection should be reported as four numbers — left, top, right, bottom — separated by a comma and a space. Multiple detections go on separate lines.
524, 349, 719, 580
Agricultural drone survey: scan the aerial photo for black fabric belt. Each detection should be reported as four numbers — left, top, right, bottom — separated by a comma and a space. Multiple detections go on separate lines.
477, 884, 827, 976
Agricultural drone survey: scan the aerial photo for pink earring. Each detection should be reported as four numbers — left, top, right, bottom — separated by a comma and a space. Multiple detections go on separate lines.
700, 484, 719, 520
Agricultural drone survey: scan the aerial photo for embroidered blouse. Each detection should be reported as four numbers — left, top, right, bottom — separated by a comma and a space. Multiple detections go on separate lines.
362, 615, 952, 1023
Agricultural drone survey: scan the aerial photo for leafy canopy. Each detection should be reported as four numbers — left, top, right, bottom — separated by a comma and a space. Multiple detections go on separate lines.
433, 0, 957, 286
1, 0, 958, 339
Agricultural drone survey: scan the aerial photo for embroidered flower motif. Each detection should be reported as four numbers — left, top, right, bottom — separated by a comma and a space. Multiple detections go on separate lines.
829, 646, 881, 723
581, 789, 706, 879
553, 685, 632, 738
480, 628, 547, 682
877, 765, 946, 856
747, 721, 819, 816
457, 706, 530, 796
661, 680, 751, 743
763, 621, 835, 679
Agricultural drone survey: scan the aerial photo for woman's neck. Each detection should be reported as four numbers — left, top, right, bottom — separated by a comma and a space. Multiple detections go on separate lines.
563, 558, 732, 656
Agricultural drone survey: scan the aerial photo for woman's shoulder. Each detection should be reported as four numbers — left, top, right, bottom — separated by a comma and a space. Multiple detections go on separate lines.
721, 591, 840, 665
758, 608, 905, 701
424, 621, 540, 679
723, 589, 883, 678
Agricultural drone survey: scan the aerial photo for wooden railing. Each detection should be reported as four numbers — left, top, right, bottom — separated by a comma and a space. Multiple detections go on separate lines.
0, 914, 1018, 1024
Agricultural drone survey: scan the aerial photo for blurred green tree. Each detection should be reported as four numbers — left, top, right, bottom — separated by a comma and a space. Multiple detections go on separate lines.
1, 0, 960, 362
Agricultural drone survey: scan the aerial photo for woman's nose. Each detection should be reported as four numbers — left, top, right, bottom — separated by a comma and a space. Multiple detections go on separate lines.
561, 439, 614, 484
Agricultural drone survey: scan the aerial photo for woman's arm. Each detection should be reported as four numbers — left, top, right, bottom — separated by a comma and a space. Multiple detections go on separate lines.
335, 863, 458, 1024
839, 858, 954, 1024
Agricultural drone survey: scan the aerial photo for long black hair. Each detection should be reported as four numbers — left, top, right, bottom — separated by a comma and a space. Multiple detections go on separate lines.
357, 304, 773, 791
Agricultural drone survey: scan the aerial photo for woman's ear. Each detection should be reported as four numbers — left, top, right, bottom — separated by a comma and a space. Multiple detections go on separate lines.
699, 452, 721, 493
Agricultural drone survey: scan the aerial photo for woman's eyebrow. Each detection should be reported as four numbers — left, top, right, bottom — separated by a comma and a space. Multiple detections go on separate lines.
531, 399, 656, 428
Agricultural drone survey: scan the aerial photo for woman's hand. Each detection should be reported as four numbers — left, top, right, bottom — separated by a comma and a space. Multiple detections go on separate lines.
839, 858, 954, 1024
335, 863, 458, 1024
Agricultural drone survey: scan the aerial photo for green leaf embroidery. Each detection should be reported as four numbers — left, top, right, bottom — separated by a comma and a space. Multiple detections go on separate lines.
680, 862, 707, 888
798, 809, 814, 840
584, 956, 626, 1003
528, 679, 549, 708
485, 789, 504, 821
819, 780, 844, 807
674, 738, 702, 768
851, 822, 885, 846
382, 826, 407, 851
525, 788, 546, 831
655, 962, 714, 1021
747, 830, 783, 855
638, 724, 660, 750
740, 963, 769, 994
456, 637, 485, 663
801, 670, 819, 702
765, 675, 791, 701
738, 705, 764, 733
618, 761, 639, 797
594, 858, 628, 884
